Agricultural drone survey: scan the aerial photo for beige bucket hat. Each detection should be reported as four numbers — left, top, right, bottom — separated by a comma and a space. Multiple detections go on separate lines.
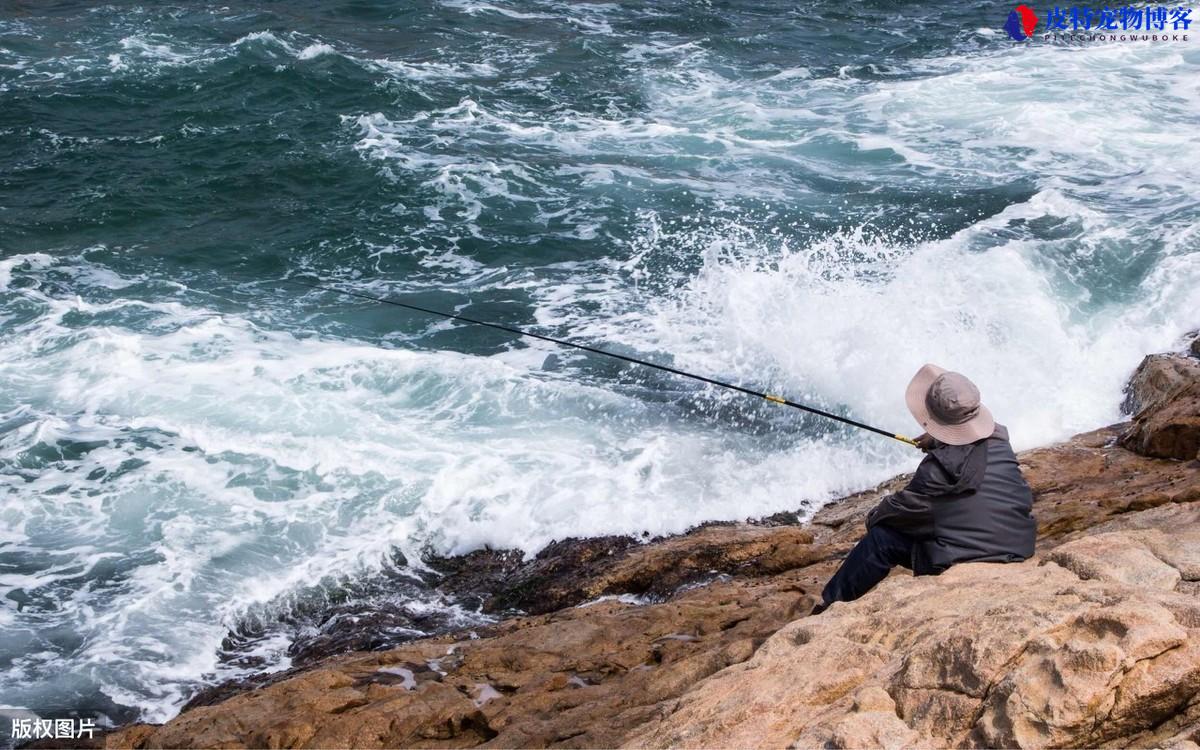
904, 363, 995, 446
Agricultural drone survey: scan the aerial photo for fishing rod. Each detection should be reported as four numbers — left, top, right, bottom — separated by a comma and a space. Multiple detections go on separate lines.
283, 278, 919, 448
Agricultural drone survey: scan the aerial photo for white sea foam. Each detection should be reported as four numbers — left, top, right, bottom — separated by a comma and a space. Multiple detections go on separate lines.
611, 217, 1197, 454
0, 253, 53, 290
117, 36, 193, 66
440, 0, 557, 21
1, 25, 506, 93
370, 58, 499, 80
296, 43, 337, 60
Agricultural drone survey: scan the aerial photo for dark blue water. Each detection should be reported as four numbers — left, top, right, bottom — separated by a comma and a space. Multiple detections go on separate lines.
2, 0, 1197, 727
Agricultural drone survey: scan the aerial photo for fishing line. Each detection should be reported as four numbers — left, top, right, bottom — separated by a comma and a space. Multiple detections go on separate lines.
283, 278, 918, 447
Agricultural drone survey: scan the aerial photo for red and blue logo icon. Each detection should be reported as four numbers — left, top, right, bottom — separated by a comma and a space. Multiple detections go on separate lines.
1004, 4, 1040, 38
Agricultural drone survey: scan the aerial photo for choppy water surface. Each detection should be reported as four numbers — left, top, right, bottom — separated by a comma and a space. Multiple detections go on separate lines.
2, 0, 1198, 725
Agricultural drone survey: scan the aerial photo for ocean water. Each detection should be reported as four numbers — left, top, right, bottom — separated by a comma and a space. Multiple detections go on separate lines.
2, 0, 1198, 727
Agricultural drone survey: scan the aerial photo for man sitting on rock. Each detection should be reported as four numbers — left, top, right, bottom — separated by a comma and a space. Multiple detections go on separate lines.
815, 364, 1037, 612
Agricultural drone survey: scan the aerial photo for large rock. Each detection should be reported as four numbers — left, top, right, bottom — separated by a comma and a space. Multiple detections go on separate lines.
625, 529, 1200, 749
1122, 352, 1200, 415
1043, 530, 1182, 590
1117, 348, 1200, 461
1122, 379, 1200, 460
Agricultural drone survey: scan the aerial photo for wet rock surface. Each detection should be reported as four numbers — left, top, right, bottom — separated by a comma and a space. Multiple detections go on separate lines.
100, 353, 1200, 749
206, 551, 491, 677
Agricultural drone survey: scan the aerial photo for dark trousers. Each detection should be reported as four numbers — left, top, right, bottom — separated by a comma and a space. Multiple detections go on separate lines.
821, 524, 916, 605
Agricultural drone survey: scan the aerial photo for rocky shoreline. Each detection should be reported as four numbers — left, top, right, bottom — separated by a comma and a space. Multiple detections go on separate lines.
98, 339, 1200, 748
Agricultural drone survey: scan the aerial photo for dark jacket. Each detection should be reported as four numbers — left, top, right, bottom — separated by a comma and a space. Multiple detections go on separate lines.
866, 424, 1036, 575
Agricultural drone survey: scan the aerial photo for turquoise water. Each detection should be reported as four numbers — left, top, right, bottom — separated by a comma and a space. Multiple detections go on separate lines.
2, 0, 1198, 726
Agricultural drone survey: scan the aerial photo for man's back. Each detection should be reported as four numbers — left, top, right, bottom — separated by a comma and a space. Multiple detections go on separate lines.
920, 425, 1036, 571
865, 425, 1036, 574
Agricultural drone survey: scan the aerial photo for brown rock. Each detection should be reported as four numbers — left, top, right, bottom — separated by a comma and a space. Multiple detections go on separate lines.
821, 687, 918, 750
1118, 349, 1200, 460
1122, 352, 1200, 415
1013, 425, 1198, 543
1044, 531, 1181, 590
1122, 380, 1200, 460
625, 534, 1200, 749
